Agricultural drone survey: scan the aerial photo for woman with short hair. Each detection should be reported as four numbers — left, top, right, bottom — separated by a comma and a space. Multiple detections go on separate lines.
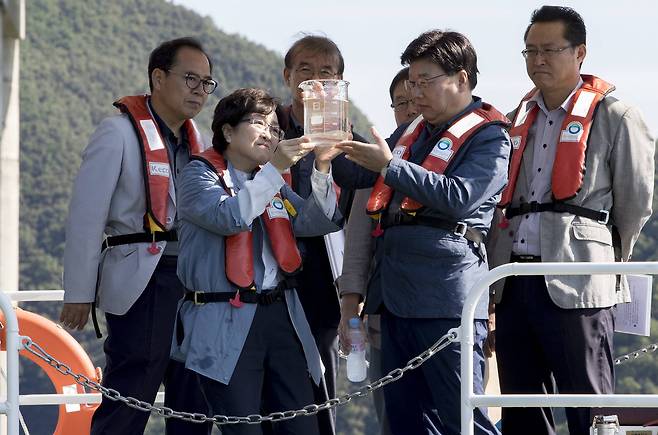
171, 88, 342, 435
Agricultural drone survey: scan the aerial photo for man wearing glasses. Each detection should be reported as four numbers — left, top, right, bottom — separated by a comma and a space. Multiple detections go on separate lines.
275, 35, 367, 434
336, 30, 508, 435
488, 6, 654, 435
60, 37, 215, 435
388, 67, 418, 127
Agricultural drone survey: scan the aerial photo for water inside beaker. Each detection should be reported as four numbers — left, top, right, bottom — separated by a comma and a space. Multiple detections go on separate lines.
299, 79, 350, 148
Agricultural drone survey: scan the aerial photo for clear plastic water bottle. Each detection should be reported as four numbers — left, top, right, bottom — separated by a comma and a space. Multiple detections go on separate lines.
346, 317, 367, 382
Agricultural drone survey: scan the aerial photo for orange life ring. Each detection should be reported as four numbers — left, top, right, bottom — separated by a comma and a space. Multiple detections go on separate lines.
0, 307, 101, 435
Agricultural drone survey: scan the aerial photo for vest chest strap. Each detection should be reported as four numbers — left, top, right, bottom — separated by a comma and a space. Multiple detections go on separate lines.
505, 201, 610, 224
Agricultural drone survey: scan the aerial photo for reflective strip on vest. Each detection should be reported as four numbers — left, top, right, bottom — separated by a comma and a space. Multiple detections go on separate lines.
499, 75, 615, 207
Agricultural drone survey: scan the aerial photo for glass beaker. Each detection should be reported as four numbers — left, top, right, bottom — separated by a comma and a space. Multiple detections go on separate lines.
298, 79, 350, 148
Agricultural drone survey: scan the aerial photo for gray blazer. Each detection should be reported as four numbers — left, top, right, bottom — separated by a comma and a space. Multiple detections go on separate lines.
63, 114, 179, 315
488, 96, 655, 308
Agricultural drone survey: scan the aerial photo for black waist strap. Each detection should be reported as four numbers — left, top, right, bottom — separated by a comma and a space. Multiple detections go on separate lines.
505, 201, 610, 224
381, 213, 484, 244
102, 230, 178, 251
176, 279, 293, 346
183, 286, 286, 305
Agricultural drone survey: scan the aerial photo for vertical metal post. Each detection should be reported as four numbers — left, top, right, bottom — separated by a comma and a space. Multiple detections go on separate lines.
0, 294, 20, 435
0, 1, 25, 434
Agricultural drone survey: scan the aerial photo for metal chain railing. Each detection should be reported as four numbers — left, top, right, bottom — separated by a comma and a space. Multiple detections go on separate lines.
614, 342, 658, 365
20, 329, 458, 426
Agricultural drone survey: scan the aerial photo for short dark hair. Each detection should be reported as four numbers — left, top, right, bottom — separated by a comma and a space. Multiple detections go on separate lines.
284, 35, 344, 75
211, 88, 278, 153
389, 67, 409, 102
148, 37, 213, 91
401, 30, 479, 90
524, 6, 586, 46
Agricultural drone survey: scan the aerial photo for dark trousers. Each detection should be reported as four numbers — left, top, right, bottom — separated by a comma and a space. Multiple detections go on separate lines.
496, 275, 615, 435
381, 313, 499, 435
91, 256, 211, 435
199, 300, 320, 435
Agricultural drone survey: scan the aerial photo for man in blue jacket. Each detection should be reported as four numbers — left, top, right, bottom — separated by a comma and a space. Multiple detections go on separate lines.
336, 30, 509, 435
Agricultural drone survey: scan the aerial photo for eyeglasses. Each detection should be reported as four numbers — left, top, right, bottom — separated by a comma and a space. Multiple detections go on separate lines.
405, 73, 448, 91
295, 66, 338, 80
166, 70, 218, 94
240, 117, 285, 141
390, 100, 412, 113
521, 46, 573, 59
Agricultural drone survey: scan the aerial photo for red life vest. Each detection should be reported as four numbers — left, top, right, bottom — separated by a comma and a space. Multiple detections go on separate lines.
499, 75, 615, 208
367, 103, 509, 217
114, 95, 204, 232
192, 148, 303, 291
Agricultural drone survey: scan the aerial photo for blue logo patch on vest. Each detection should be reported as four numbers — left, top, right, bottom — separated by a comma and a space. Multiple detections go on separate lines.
560, 121, 584, 142
267, 197, 289, 220
430, 138, 454, 161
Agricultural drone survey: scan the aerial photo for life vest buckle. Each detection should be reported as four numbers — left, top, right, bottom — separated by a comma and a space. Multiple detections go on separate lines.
597, 209, 610, 225
192, 292, 205, 306
454, 222, 468, 237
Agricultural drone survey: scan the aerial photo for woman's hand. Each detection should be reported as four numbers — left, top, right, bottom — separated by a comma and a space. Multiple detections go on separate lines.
313, 144, 344, 174
270, 137, 314, 173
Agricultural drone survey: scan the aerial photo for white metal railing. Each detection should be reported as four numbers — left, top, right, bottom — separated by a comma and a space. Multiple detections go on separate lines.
5, 264, 658, 434
0, 290, 164, 416
460, 261, 658, 435
0, 290, 22, 434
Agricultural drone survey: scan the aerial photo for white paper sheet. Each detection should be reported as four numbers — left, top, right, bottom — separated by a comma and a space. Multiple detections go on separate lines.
615, 274, 652, 336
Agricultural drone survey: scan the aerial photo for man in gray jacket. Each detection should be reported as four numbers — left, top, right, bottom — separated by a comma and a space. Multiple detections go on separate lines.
60, 38, 214, 435
488, 6, 655, 435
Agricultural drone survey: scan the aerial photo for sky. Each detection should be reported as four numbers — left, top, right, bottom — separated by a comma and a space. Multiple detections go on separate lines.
175, 0, 657, 136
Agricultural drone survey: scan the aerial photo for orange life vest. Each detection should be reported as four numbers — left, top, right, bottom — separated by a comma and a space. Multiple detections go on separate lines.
367, 103, 509, 217
114, 95, 204, 232
192, 148, 303, 291
499, 75, 615, 208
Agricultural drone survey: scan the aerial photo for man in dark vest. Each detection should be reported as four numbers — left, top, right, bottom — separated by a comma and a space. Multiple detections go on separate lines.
275, 35, 366, 434
60, 38, 214, 435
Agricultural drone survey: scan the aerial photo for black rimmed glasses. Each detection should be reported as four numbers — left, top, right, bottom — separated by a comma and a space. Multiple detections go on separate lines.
240, 117, 285, 141
390, 100, 411, 113
404, 73, 448, 91
167, 70, 218, 94
521, 46, 573, 60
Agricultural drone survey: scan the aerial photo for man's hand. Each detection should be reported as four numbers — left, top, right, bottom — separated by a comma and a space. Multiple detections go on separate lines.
335, 127, 392, 172
60, 303, 92, 331
338, 293, 364, 354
